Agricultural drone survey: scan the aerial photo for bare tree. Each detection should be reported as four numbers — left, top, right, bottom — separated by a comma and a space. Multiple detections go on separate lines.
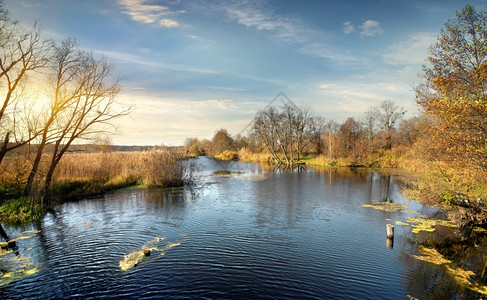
376, 100, 405, 150
325, 120, 339, 164
362, 107, 379, 142
254, 107, 284, 164
23, 39, 129, 197
309, 116, 326, 155
290, 104, 313, 161
42, 45, 128, 196
0, 4, 51, 164
254, 104, 315, 163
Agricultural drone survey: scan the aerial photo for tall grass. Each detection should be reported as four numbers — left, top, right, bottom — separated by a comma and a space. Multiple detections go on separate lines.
0, 149, 193, 223
236, 148, 273, 163
52, 149, 193, 189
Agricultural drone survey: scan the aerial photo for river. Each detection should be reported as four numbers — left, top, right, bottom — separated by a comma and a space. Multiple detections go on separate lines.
1, 157, 485, 299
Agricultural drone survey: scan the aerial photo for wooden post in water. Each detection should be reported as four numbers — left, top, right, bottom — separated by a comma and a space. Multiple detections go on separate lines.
386, 237, 393, 248
386, 224, 394, 248
386, 224, 394, 238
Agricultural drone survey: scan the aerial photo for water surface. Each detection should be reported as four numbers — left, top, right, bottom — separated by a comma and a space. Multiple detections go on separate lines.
0, 157, 483, 299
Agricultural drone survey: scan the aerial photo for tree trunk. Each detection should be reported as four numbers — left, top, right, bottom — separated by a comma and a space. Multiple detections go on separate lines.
23, 143, 46, 197
0, 132, 9, 165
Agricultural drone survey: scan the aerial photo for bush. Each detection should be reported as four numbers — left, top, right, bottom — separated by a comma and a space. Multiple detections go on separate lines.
215, 150, 238, 161
143, 150, 191, 187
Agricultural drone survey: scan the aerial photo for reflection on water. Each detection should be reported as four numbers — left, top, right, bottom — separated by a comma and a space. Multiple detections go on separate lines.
0, 157, 485, 299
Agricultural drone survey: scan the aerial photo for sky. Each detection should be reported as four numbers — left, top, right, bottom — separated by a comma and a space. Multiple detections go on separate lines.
5, 0, 486, 145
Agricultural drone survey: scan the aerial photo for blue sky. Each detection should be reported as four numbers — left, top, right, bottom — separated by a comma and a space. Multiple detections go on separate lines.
5, 0, 485, 145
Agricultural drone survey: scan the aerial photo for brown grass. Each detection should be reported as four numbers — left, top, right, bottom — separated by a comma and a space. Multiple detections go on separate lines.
0, 149, 192, 199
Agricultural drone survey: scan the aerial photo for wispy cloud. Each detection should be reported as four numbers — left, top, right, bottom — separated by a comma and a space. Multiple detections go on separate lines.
17, 0, 43, 8
212, 0, 312, 43
97, 49, 220, 74
117, 0, 185, 27
360, 20, 383, 37
343, 21, 354, 34
383, 32, 435, 65
298, 43, 360, 63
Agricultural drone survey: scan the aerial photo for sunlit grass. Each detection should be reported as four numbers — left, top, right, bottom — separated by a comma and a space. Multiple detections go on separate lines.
0, 197, 45, 223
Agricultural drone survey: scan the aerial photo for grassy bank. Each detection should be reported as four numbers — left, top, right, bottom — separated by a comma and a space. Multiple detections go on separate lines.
211, 147, 405, 169
0, 150, 192, 224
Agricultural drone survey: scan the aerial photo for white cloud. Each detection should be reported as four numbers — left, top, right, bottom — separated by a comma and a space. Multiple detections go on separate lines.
315, 78, 418, 120
214, 0, 312, 43
343, 21, 354, 34
194, 99, 237, 110
319, 83, 336, 90
360, 20, 383, 37
298, 43, 360, 63
112, 92, 258, 145
383, 32, 435, 65
117, 0, 184, 27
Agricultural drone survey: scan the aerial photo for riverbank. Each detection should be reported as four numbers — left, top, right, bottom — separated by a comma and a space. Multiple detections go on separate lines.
212, 148, 404, 168
0, 150, 192, 224
210, 148, 487, 227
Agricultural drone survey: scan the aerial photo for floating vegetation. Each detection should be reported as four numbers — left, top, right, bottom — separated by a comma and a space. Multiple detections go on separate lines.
401, 210, 420, 215
406, 217, 457, 234
211, 170, 267, 181
361, 201, 406, 212
1, 230, 41, 287
412, 246, 451, 265
119, 235, 188, 271
412, 246, 487, 296
212, 170, 240, 177
395, 221, 409, 226
21, 230, 41, 234
1, 267, 39, 287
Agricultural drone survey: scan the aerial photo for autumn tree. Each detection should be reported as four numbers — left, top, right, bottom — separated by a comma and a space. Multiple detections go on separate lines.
184, 137, 203, 156
413, 4, 487, 223
336, 117, 362, 159
309, 116, 326, 155
211, 128, 234, 156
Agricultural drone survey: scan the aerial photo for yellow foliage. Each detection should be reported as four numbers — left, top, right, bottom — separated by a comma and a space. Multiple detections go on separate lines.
412, 246, 487, 295
215, 150, 238, 161
237, 148, 272, 163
